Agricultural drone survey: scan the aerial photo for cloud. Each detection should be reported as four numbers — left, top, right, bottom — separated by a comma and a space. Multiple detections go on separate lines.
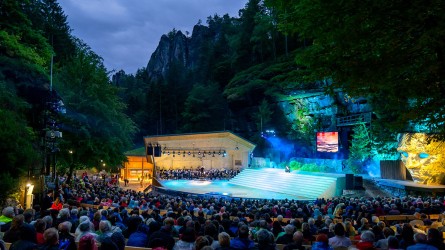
59, 0, 247, 74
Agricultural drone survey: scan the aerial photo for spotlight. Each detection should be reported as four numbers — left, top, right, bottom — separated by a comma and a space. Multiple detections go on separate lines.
208, 151, 211, 155
198, 151, 201, 155
188, 151, 191, 155
218, 151, 221, 155
167, 151, 170, 155
223, 151, 226, 157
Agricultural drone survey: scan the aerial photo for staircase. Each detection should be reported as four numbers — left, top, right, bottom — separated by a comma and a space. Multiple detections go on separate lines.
229, 168, 338, 200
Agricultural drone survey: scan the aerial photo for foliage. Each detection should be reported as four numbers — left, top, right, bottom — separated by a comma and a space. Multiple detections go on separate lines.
347, 123, 372, 174
55, 40, 136, 171
289, 160, 327, 172
267, 0, 445, 140
0, 82, 39, 202
181, 82, 228, 132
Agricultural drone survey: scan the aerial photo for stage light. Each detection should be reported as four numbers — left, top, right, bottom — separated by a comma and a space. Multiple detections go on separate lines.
218, 151, 221, 155
198, 151, 201, 155
167, 151, 170, 155
208, 151, 211, 155
188, 151, 191, 155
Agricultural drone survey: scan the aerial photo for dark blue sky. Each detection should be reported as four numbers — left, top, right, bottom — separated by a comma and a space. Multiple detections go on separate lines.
59, 0, 247, 74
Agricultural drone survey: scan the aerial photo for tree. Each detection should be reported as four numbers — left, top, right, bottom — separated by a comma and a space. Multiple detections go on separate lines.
267, 0, 445, 139
181, 82, 228, 132
55, 40, 136, 175
347, 123, 372, 174
0, 82, 39, 202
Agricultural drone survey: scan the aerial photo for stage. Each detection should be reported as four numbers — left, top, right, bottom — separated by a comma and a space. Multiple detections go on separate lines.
154, 168, 346, 200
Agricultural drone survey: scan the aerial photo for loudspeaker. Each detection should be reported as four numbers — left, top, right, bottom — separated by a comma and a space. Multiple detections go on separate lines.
345, 174, 354, 190
154, 145, 161, 157
146, 145, 153, 155
354, 176, 363, 189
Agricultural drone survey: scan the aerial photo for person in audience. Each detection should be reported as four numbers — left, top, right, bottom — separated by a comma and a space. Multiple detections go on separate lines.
409, 212, 425, 228
271, 221, 284, 238
110, 231, 126, 250
78, 233, 97, 250
283, 231, 305, 250
9, 223, 38, 250
58, 221, 76, 250
328, 223, 351, 248
399, 223, 415, 249
0, 207, 15, 232
215, 232, 231, 250
355, 230, 376, 250
311, 234, 331, 250
426, 228, 445, 250
96, 220, 114, 244
276, 224, 295, 245
148, 217, 176, 250
255, 229, 276, 250
3, 214, 25, 243
76, 221, 97, 242
375, 227, 395, 249
387, 236, 400, 250
50, 197, 63, 211
230, 224, 255, 249
34, 219, 47, 245
173, 227, 196, 250
195, 236, 211, 250
407, 233, 438, 250
344, 220, 357, 237
39, 228, 59, 250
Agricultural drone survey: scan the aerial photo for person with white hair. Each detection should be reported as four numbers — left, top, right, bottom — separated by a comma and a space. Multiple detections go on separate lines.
0, 207, 15, 232
355, 230, 375, 250
276, 224, 295, 244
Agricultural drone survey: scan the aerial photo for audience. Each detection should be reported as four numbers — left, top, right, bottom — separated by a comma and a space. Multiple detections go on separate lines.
2, 172, 445, 250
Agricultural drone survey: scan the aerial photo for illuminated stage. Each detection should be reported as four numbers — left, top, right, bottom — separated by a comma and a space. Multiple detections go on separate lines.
156, 168, 345, 200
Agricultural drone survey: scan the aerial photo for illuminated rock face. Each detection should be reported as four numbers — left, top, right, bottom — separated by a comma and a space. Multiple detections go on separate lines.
397, 133, 445, 185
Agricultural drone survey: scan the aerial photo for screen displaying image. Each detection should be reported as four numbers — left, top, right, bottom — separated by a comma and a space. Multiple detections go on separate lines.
316, 132, 339, 152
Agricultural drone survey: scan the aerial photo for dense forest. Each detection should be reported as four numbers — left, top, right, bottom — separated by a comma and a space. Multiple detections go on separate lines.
1, 0, 444, 200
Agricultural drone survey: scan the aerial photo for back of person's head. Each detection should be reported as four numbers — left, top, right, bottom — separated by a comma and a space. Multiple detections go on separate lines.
71, 208, 78, 216
43, 228, 59, 246
99, 220, 111, 233
204, 223, 217, 238
293, 231, 303, 243
111, 231, 125, 250
387, 235, 399, 249
78, 234, 97, 250
360, 230, 375, 243
284, 224, 294, 235
19, 223, 37, 242
401, 223, 414, 241
257, 229, 272, 245
42, 215, 53, 229
195, 236, 210, 250
79, 221, 92, 232
218, 232, 230, 247
413, 232, 427, 243
334, 223, 345, 236
23, 209, 34, 222
383, 227, 394, 238
34, 219, 47, 233
2, 207, 15, 218
59, 208, 70, 219
58, 221, 72, 233
238, 224, 250, 238
163, 217, 174, 227
11, 214, 25, 229
181, 227, 196, 243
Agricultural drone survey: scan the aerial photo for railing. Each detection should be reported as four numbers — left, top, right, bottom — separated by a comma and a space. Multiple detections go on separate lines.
336, 112, 372, 126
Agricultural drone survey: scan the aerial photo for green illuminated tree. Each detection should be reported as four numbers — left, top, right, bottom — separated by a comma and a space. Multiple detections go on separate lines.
347, 123, 372, 174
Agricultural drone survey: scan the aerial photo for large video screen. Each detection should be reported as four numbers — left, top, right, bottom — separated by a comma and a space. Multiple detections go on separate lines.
316, 132, 339, 152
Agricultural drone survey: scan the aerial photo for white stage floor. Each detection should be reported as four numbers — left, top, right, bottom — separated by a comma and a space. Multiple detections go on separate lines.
159, 179, 307, 200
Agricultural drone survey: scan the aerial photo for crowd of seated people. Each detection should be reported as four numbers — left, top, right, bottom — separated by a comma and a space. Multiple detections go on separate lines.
157, 168, 240, 180
1, 172, 445, 249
